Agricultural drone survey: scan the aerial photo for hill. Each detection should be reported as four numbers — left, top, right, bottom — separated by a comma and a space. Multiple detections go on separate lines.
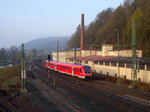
24, 37, 70, 51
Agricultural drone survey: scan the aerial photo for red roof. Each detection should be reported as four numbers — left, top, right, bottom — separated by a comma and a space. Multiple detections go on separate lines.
67, 55, 116, 61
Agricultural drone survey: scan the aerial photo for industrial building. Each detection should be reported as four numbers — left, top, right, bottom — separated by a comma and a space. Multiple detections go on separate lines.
52, 14, 150, 84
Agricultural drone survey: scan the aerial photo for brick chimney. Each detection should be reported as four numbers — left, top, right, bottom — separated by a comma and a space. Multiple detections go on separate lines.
80, 14, 84, 50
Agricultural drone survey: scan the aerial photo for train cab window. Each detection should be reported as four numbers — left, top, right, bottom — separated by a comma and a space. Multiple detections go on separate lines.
74, 68, 78, 72
83, 66, 91, 74
80, 69, 82, 73
76, 69, 78, 72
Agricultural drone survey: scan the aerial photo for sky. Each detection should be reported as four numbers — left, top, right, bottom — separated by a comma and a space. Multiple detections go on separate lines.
0, 0, 124, 48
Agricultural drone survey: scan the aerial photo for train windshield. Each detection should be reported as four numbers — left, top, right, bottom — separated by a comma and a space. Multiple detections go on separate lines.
83, 66, 91, 74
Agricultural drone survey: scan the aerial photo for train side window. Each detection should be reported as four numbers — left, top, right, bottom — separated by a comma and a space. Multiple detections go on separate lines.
76, 68, 78, 71
80, 69, 82, 73
74, 68, 77, 71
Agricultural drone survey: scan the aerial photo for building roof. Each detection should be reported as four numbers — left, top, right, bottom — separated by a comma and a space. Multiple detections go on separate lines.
109, 49, 132, 51
94, 57, 150, 65
67, 56, 150, 65
67, 55, 116, 61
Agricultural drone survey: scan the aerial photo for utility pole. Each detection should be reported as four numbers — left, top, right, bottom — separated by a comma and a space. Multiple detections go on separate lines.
21, 43, 26, 91
57, 41, 59, 62
131, 19, 138, 87
115, 29, 120, 84
90, 46, 92, 60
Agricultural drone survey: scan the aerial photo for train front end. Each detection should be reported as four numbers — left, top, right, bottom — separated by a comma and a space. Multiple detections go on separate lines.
44, 60, 49, 68
83, 65, 92, 78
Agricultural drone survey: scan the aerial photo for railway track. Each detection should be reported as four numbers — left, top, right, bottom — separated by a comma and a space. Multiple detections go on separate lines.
35, 62, 150, 106
28, 70, 85, 112
0, 100, 20, 112
91, 80, 150, 100
50, 74, 144, 112
33, 61, 150, 111
33, 104, 47, 112
15, 96, 46, 112
0, 107, 7, 112
38, 61, 150, 99
49, 71, 150, 107
32, 66, 140, 111
90, 82, 150, 106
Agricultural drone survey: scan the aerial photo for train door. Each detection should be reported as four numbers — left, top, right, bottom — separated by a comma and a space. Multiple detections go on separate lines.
73, 67, 77, 76
80, 68, 83, 76
74, 68, 79, 76
54, 64, 57, 70
72, 67, 74, 75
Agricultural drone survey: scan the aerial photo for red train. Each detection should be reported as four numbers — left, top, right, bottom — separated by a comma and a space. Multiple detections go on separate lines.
44, 60, 92, 79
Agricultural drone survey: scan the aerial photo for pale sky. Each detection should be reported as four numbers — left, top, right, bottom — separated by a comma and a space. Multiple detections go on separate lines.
0, 0, 124, 48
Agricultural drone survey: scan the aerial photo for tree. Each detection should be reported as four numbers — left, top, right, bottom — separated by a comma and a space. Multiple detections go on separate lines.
9, 46, 18, 64
88, 8, 113, 45
67, 0, 150, 56
67, 25, 81, 49
126, 8, 145, 51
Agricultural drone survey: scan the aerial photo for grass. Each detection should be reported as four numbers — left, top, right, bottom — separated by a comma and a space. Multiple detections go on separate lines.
0, 64, 21, 91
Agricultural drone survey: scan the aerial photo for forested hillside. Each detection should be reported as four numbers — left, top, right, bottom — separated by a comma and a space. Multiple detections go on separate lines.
67, 0, 150, 57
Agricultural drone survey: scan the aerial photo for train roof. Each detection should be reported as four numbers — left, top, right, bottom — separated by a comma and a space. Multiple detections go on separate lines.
46, 60, 88, 67
46, 60, 91, 68
94, 57, 150, 65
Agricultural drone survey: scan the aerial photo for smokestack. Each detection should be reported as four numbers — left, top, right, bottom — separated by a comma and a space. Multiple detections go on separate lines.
80, 14, 85, 50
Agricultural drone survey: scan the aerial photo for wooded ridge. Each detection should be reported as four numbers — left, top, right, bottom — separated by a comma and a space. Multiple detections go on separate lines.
67, 0, 150, 57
